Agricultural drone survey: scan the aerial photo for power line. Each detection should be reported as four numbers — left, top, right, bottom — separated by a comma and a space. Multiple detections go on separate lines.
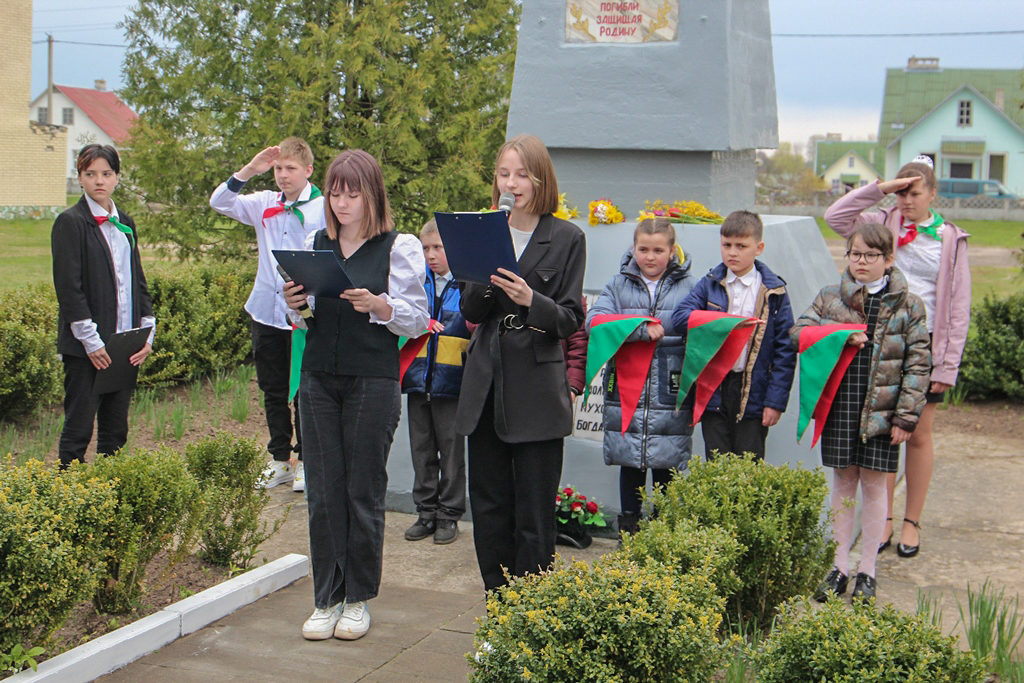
32, 38, 129, 47
774, 29, 1024, 38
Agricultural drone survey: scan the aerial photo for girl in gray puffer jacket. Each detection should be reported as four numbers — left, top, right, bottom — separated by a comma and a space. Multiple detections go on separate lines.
586, 218, 694, 535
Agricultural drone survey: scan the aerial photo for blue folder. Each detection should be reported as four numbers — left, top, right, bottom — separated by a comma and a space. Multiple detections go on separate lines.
433, 211, 519, 286
272, 249, 355, 298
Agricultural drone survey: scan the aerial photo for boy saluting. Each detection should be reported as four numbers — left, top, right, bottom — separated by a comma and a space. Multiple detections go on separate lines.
210, 138, 326, 491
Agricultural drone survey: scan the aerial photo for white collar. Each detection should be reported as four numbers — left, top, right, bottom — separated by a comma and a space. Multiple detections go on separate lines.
281, 182, 312, 205
860, 274, 889, 294
85, 193, 118, 221
726, 267, 757, 287
434, 270, 451, 284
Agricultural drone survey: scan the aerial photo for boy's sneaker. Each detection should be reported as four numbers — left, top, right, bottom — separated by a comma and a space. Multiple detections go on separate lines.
259, 460, 294, 489
301, 602, 344, 640
334, 601, 370, 640
434, 519, 459, 545
292, 461, 305, 492
404, 517, 436, 541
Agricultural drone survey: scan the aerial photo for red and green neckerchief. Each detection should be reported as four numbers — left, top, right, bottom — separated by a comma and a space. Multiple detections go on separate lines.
676, 311, 762, 424
94, 214, 135, 249
795, 324, 867, 446
288, 325, 307, 402
262, 184, 323, 229
397, 320, 437, 385
583, 314, 660, 433
898, 211, 943, 247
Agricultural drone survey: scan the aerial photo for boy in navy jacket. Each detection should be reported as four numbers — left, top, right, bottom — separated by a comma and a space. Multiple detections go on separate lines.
401, 219, 471, 544
671, 210, 796, 461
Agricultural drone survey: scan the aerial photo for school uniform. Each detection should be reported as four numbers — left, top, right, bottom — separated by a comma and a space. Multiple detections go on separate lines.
52, 194, 155, 466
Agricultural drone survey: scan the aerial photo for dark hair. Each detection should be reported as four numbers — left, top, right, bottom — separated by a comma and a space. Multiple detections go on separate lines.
895, 160, 937, 191
846, 222, 894, 259
76, 144, 120, 176
323, 149, 393, 240
720, 209, 763, 241
491, 134, 559, 215
634, 217, 675, 246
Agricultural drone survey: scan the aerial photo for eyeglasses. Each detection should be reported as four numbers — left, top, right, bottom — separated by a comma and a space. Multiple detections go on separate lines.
846, 250, 884, 264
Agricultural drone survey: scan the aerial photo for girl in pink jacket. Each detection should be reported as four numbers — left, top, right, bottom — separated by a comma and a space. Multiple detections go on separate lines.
825, 155, 970, 559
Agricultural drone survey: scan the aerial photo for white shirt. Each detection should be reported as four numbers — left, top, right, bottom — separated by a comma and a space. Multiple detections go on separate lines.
895, 216, 942, 333
509, 226, 533, 260
725, 267, 762, 372
294, 230, 429, 338
434, 270, 452, 295
641, 275, 660, 304
209, 179, 326, 330
70, 195, 156, 353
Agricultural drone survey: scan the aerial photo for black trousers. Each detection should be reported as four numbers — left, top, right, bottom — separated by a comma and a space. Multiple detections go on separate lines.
619, 466, 674, 515
58, 354, 133, 467
252, 320, 301, 461
467, 392, 563, 592
701, 371, 769, 461
407, 393, 466, 521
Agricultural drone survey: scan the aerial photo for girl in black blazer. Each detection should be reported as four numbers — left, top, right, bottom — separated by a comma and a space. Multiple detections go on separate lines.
455, 134, 586, 592
52, 144, 154, 468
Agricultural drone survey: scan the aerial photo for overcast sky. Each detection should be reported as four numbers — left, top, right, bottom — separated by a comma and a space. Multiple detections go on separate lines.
30, 0, 1024, 151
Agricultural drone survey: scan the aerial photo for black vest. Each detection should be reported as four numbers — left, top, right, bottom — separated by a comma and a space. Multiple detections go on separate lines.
302, 229, 399, 379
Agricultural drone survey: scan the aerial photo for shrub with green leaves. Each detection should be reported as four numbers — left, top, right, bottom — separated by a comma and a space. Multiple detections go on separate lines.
618, 516, 743, 608
960, 292, 1024, 400
754, 598, 988, 682
468, 555, 728, 683
88, 449, 202, 613
0, 459, 116, 651
0, 285, 62, 421
185, 433, 284, 568
648, 454, 834, 629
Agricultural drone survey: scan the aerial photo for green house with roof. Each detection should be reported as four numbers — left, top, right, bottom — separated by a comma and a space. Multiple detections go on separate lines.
879, 57, 1024, 195
814, 139, 885, 193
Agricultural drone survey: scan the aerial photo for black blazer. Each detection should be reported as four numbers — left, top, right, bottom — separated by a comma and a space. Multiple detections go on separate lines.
52, 196, 153, 358
455, 214, 586, 443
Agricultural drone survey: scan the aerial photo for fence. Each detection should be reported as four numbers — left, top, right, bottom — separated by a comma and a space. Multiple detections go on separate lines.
757, 192, 1024, 222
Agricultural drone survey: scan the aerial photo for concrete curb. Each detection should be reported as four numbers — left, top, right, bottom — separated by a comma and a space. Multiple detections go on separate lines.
10, 553, 309, 683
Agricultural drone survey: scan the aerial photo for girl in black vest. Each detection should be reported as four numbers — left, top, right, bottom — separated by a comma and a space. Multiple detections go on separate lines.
455, 134, 587, 592
284, 150, 429, 641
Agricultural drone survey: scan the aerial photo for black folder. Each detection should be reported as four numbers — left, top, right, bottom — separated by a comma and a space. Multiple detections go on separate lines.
272, 250, 356, 298
93, 327, 151, 395
433, 211, 520, 285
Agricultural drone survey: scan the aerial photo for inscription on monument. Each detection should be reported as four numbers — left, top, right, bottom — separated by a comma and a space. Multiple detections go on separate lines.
566, 0, 678, 43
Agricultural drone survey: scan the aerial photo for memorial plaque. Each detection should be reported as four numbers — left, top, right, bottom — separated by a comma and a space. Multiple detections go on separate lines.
565, 0, 678, 43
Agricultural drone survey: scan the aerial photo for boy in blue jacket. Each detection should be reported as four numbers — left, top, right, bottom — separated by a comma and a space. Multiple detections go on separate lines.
671, 210, 796, 461
401, 219, 471, 544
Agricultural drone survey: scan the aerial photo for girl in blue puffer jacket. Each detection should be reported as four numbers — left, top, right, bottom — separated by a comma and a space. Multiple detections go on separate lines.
586, 218, 694, 536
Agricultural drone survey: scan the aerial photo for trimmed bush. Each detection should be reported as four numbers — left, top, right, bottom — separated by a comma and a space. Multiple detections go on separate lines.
648, 454, 834, 629
468, 555, 728, 683
185, 433, 285, 568
0, 285, 62, 421
754, 598, 988, 682
960, 292, 1024, 401
0, 459, 116, 651
88, 449, 202, 613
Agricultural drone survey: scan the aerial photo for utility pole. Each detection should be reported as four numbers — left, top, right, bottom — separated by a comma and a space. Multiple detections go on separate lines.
47, 33, 54, 125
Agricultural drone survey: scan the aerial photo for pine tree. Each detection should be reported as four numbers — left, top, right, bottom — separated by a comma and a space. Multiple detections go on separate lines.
120, 0, 519, 257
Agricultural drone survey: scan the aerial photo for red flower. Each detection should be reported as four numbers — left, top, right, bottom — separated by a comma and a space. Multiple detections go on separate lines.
586, 501, 598, 514
570, 501, 584, 512
555, 495, 562, 503
563, 487, 574, 497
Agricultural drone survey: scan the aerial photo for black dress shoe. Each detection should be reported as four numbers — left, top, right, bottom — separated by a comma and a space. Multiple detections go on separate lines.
851, 572, 877, 602
897, 519, 921, 558
814, 568, 849, 603
878, 517, 893, 553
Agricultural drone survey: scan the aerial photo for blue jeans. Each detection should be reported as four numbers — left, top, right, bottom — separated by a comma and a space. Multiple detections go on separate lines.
300, 371, 400, 607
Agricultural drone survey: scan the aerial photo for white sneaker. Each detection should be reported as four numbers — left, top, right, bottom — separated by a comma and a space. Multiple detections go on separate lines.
334, 601, 370, 640
260, 460, 294, 489
292, 461, 305, 492
301, 602, 344, 640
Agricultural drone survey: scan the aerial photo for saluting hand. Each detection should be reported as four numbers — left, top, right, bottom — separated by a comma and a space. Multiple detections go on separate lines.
878, 176, 922, 195
491, 268, 533, 307
238, 146, 281, 180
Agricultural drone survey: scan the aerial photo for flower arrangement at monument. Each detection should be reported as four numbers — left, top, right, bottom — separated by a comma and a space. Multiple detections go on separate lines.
588, 198, 625, 225
638, 199, 724, 224
553, 193, 580, 220
555, 485, 607, 549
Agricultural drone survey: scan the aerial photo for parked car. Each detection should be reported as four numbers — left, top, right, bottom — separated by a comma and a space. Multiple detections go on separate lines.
937, 178, 1018, 199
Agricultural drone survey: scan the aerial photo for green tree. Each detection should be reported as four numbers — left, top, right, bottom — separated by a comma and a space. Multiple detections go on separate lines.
120, 0, 519, 258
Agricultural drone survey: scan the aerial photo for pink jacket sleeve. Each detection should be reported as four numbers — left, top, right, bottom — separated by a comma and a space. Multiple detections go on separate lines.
824, 182, 893, 237
932, 232, 971, 386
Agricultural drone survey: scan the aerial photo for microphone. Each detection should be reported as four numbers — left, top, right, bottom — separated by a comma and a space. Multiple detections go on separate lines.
497, 192, 515, 213
276, 264, 313, 319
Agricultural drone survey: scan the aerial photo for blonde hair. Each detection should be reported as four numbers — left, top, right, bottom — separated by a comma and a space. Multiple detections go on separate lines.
490, 134, 559, 215
323, 150, 393, 240
278, 137, 314, 168
419, 218, 438, 238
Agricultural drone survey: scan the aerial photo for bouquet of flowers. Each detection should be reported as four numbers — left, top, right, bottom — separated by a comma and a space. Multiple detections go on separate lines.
637, 199, 724, 224
588, 198, 625, 225
553, 193, 579, 220
555, 486, 607, 528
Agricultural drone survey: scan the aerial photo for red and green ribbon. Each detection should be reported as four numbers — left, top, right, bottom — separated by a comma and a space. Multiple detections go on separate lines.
262, 184, 323, 228
583, 314, 659, 433
796, 324, 867, 446
397, 320, 436, 385
676, 311, 762, 424
94, 214, 135, 249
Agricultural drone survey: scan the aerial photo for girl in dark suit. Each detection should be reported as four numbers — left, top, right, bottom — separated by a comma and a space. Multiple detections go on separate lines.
455, 134, 587, 592
52, 144, 154, 468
